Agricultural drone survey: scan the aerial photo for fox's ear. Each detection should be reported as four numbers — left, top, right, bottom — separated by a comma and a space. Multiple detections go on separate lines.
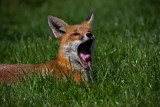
83, 12, 94, 27
47, 15, 68, 38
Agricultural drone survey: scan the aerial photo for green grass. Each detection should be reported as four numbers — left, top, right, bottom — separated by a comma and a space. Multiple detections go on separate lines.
0, 0, 160, 106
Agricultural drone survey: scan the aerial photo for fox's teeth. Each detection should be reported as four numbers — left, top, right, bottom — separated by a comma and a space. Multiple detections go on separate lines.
88, 61, 92, 67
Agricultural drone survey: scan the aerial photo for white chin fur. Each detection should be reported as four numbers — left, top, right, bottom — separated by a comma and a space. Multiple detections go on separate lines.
63, 40, 82, 69
63, 38, 95, 81
63, 40, 93, 70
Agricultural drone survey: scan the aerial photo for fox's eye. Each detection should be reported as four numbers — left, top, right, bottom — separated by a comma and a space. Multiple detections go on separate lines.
72, 33, 80, 36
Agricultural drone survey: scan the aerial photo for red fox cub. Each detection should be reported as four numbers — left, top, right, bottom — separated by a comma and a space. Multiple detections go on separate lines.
0, 13, 95, 83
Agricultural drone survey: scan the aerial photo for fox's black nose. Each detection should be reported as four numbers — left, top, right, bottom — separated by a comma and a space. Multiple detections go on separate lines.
86, 32, 93, 38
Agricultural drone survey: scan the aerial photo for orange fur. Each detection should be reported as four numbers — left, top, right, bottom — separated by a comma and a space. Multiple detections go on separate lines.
0, 13, 95, 83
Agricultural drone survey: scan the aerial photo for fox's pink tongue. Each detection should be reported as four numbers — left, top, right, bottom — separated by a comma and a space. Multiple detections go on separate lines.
80, 53, 92, 66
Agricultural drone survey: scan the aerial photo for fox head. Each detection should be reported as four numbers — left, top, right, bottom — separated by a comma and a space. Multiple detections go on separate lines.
47, 13, 95, 71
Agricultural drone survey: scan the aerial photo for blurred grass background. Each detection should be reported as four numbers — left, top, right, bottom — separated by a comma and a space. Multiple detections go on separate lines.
0, 0, 160, 106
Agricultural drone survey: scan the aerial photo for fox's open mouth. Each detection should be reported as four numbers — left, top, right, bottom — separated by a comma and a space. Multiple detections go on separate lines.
77, 40, 93, 68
